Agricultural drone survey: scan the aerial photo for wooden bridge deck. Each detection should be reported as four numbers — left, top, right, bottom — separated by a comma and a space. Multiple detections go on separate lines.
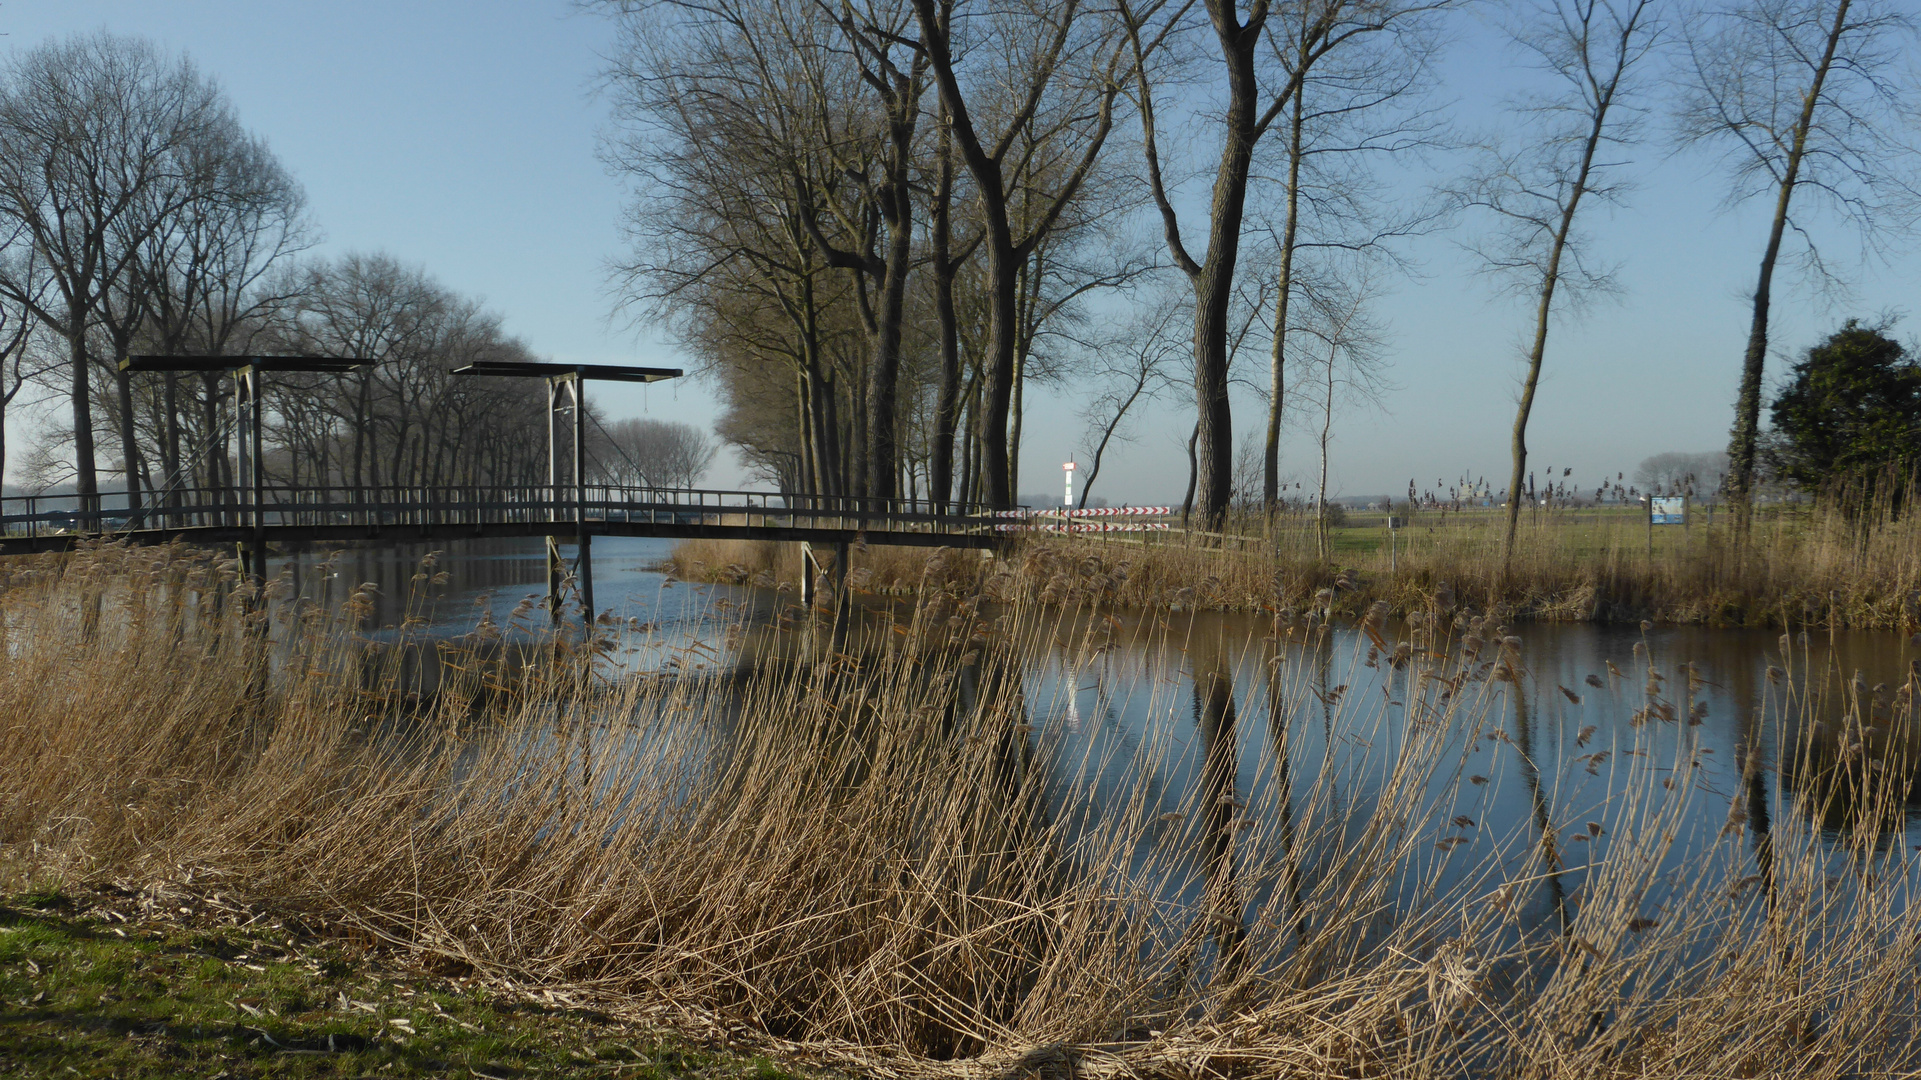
0, 484, 1015, 557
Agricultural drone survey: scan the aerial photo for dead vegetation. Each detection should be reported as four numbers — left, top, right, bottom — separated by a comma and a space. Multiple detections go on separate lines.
3, 541, 1921, 1077
670, 495, 1921, 630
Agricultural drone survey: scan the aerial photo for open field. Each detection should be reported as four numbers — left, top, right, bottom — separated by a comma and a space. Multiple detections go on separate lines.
670, 501, 1921, 630
5, 543, 1921, 1078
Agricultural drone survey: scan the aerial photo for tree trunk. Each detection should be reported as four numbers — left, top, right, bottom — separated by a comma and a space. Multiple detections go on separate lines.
352, 377, 372, 491
959, 371, 980, 506
1009, 341, 1026, 500
796, 365, 816, 495
163, 372, 180, 507
199, 374, 219, 489
1182, 420, 1200, 525
1263, 90, 1305, 515
863, 106, 920, 503
819, 368, 845, 497
975, 241, 1021, 507
1726, 0, 1847, 534
1318, 350, 1334, 560
1079, 376, 1150, 510
1504, 86, 1617, 569
930, 123, 964, 513
1176, 3, 1264, 531
115, 366, 143, 510
911, 0, 1117, 510
68, 326, 97, 509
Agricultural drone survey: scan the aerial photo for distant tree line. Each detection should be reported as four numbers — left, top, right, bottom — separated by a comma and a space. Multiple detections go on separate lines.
0, 33, 585, 504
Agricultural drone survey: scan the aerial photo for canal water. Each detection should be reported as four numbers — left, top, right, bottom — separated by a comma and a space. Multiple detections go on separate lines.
264, 537, 1921, 953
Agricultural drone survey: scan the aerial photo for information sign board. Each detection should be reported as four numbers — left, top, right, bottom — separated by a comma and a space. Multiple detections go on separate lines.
1650, 496, 1686, 525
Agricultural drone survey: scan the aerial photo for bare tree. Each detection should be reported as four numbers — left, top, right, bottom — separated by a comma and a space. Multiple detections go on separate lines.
594, 417, 720, 489
1122, 0, 1447, 529
1675, 0, 1920, 530
264, 254, 551, 490
925, 105, 976, 511
788, 0, 931, 501
1633, 449, 1728, 493
910, 0, 1130, 508
1074, 280, 1185, 507
136, 119, 311, 498
0, 32, 234, 509
286, 254, 446, 490
601, 0, 866, 499
1253, 5, 1446, 515
1300, 264, 1387, 558
0, 233, 50, 487
609, 0, 933, 500
1465, 0, 1659, 569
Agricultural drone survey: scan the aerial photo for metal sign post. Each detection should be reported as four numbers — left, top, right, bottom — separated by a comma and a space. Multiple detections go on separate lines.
1648, 495, 1687, 558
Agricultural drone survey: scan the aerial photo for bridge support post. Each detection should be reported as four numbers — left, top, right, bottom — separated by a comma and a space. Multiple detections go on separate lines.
577, 531, 595, 626
799, 542, 819, 609
546, 536, 563, 624
233, 539, 267, 616
831, 540, 851, 651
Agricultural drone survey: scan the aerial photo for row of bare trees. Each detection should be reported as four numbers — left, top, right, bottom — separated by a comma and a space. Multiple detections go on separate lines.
0, 33, 578, 505
600, 0, 1917, 531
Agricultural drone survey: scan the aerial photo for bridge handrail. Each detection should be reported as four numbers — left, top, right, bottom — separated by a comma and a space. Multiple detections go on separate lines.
0, 484, 1018, 540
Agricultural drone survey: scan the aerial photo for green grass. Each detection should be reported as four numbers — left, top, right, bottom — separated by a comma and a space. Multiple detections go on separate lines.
0, 888, 811, 1080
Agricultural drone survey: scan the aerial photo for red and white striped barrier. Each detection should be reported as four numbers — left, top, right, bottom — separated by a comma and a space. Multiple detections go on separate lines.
996, 522, 1172, 532
988, 506, 1172, 518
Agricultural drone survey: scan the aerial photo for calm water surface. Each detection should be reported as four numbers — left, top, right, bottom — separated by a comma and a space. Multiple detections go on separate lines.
271, 538, 1921, 931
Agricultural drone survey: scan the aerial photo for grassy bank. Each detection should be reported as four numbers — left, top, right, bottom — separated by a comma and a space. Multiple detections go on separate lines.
668, 501, 1921, 629
0, 884, 801, 1079
5, 543, 1921, 1077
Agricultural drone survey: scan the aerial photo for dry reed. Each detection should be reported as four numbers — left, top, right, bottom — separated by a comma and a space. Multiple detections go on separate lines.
671, 493, 1921, 630
3, 540, 1920, 1077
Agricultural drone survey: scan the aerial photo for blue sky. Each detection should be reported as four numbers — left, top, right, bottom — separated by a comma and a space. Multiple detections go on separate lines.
5, 0, 1916, 503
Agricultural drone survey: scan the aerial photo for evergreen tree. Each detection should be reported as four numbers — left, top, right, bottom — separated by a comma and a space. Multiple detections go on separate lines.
1765, 320, 1921, 498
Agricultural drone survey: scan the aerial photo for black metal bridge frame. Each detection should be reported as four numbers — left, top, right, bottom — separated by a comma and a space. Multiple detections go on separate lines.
0, 485, 1010, 617
449, 359, 685, 623
9, 358, 1015, 624
115, 353, 379, 586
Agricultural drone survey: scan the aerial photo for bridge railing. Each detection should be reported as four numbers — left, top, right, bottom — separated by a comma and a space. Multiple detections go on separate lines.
0, 490, 217, 539
0, 485, 1014, 541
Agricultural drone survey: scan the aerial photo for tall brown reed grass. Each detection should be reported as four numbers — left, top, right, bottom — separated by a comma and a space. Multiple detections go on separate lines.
673, 495, 1921, 629
4, 540, 1921, 1077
